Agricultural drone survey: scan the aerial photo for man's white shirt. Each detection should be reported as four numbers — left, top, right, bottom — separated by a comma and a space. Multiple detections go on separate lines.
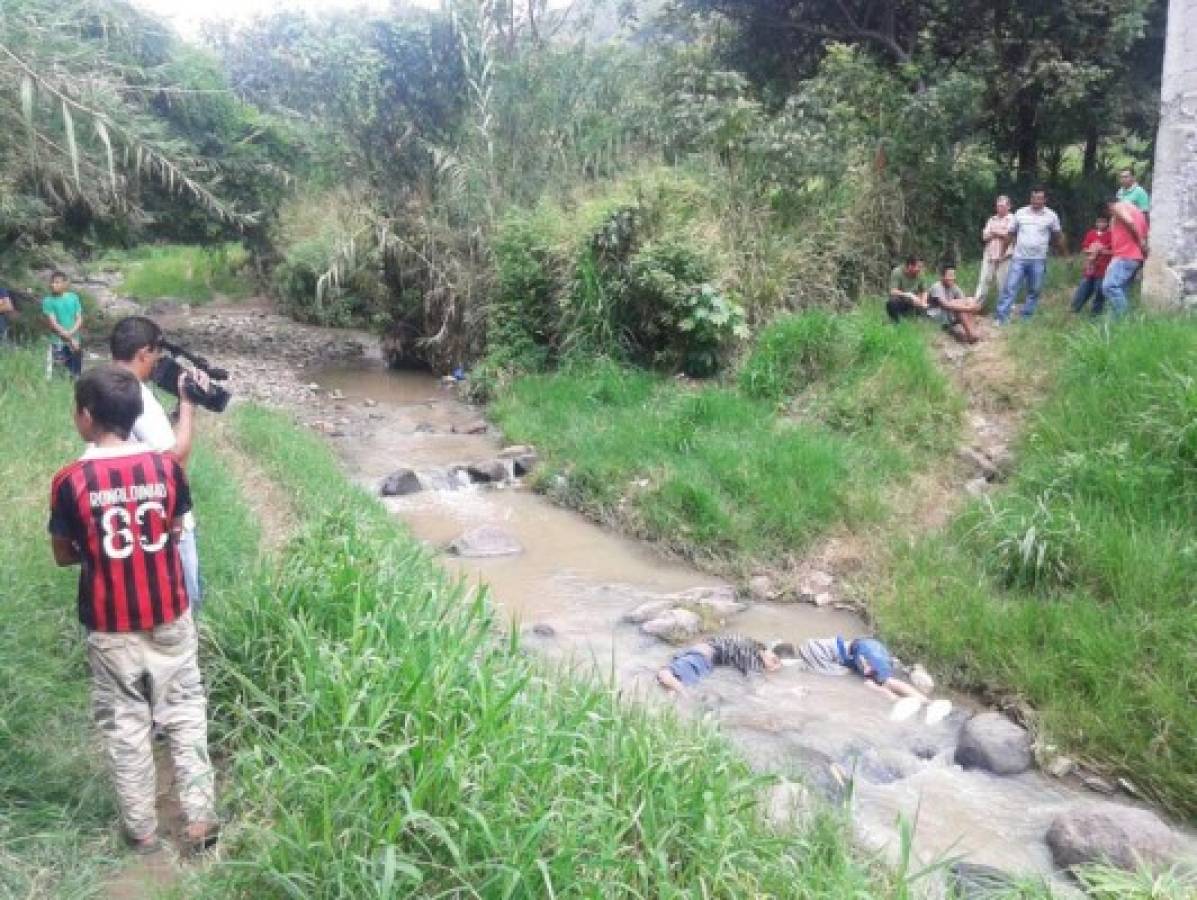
134, 382, 196, 530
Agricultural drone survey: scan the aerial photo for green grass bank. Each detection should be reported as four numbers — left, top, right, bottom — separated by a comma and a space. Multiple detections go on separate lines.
0, 349, 258, 897
875, 316, 1197, 820
93, 243, 253, 304
193, 404, 905, 897
490, 308, 961, 569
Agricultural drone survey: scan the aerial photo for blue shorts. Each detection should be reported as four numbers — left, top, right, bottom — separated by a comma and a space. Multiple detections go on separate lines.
669, 649, 714, 686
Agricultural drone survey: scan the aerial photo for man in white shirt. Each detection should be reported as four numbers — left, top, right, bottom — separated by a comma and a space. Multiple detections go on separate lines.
995, 187, 1063, 324
109, 317, 207, 614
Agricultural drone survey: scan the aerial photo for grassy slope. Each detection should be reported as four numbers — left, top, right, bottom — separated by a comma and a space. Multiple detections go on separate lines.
0, 349, 258, 897
875, 316, 1197, 819
93, 244, 253, 304
491, 308, 960, 570
191, 404, 896, 897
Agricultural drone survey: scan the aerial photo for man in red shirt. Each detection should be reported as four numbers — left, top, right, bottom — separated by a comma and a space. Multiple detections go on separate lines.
1102, 198, 1150, 318
1071, 212, 1113, 316
48, 365, 218, 854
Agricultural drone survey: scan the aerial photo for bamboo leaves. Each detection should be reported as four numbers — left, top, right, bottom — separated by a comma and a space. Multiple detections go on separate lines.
93, 118, 117, 195
19, 74, 36, 167
61, 100, 81, 189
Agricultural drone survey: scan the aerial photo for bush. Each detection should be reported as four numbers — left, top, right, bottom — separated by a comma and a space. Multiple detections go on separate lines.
94, 243, 252, 303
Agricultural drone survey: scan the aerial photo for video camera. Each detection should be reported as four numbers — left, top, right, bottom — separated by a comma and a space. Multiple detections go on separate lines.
151, 339, 232, 413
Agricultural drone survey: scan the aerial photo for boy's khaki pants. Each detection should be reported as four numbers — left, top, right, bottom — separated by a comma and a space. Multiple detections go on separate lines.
86, 611, 215, 839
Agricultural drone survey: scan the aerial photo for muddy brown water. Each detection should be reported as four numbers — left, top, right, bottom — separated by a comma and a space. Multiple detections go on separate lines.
312, 359, 1191, 891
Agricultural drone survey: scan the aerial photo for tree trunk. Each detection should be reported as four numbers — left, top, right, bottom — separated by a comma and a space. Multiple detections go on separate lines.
1015, 94, 1039, 178
1144, 0, 1197, 309
1082, 120, 1099, 177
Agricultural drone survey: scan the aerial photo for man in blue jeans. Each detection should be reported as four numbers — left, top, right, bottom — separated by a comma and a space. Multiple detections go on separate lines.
996, 187, 1063, 324
1102, 197, 1149, 318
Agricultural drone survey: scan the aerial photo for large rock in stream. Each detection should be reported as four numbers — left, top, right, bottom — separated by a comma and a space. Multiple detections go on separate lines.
447, 526, 524, 558
380, 468, 422, 496
954, 712, 1033, 775
1046, 804, 1182, 873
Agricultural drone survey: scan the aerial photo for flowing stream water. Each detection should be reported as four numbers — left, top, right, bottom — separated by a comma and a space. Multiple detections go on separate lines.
309, 359, 1192, 893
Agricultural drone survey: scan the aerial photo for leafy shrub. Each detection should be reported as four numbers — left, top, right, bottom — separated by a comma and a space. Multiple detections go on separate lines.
971, 493, 1085, 592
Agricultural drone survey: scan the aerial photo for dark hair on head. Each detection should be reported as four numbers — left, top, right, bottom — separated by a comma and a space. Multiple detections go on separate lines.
75, 366, 143, 439
1030, 185, 1047, 195
50, 270, 68, 281
940, 263, 957, 276
110, 316, 162, 362
1120, 166, 1134, 176
905, 254, 924, 266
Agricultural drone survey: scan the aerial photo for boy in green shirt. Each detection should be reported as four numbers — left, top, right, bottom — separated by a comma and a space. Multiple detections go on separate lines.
42, 270, 83, 378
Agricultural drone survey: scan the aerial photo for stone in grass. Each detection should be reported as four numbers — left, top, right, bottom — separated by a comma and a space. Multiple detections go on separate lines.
954, 712, 1033, 775
640, 608, 702, 643
1046, 804, 1181, 873
909, 664, 935, 695
499, 445, 540, 476
380, 468, 422, 496
447, 525, 523, 558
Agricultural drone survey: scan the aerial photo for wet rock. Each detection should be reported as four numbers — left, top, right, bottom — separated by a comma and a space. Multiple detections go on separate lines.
499, 445, 540, 476
417, 468, 464, 492
949, 862, 1023, 899
954, 712, 1033, 775
909, 664, 935, 695
841, 746, 917, 785
667, 586, 747, 624
467, 458, 513, 484
1046, 805, 1181, 873
447, 526, 523, 558
812, 592, 833, 607
452, 418, 488, 435
622, 599, 677, 625
640, 609, 701, 643
531, 623, 556, 638
748, 574, 779, 602
380, 468, 422, 497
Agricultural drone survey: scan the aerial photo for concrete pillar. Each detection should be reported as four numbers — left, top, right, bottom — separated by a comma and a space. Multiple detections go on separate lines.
1144, 0, 1197, 309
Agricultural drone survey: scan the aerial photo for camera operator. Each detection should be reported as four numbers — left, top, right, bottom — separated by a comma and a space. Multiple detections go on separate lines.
109, 316, 208, 615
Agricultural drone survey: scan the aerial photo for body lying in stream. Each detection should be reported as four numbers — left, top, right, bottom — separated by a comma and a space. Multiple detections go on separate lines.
658, 634, 929, 704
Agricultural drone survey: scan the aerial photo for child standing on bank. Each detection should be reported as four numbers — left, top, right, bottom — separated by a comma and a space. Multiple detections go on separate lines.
48, 366, 218, 854
42, 270, 83, 378
1071, 213, 1113, 316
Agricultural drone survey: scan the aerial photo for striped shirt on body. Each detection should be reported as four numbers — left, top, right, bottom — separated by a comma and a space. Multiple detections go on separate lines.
709, 634, 767, 676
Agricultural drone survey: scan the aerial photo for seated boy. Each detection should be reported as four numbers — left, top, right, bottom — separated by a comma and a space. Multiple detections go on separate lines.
48, 365, 218, 854
794, 635, 927, 702
886, 256, 929, 322
927, 265, 983, 344
657, 633, 782, 692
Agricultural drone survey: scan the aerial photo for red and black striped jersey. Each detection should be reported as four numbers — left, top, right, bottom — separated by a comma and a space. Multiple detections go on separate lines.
48, 444, 193, 632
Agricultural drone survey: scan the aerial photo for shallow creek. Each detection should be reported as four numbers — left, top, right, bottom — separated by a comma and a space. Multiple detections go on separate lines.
311, 360, 1187, 891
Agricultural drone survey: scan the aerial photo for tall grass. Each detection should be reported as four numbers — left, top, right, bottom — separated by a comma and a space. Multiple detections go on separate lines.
94, 243, 252, 303
0, 349, 259, 896
192, 405, 895, 897
491, 308, 960, 567
875, 317, 1197, 819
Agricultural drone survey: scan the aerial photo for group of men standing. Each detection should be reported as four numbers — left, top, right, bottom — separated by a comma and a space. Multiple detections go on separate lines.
888, 168, 1152, 340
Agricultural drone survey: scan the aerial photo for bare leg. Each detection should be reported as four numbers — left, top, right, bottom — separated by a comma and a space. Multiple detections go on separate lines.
657, 667, 684, 692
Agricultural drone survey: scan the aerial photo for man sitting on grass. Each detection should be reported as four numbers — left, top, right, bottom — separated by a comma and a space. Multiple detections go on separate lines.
927, 265, 984, 344
794, 635, 927, 702
48, 365, 219, 855
657, 634, 782, 692
885, 255, 929, 323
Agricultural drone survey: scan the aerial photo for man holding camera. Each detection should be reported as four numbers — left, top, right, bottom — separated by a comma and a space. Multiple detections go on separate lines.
110, 316, 208, 614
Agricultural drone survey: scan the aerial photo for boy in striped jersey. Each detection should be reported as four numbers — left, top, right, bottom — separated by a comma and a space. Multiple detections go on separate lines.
48, 366, 218, 855
657, 634, 782, 692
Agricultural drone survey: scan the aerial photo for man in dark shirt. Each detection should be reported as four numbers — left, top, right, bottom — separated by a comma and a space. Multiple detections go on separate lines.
49, 365, 218, 855
886, 256, 929, 322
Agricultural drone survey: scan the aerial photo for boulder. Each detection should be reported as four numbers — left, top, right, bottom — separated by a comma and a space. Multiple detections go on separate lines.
640, 609, 702, 643
447, 526, 523, 558
795, 570, 834, 602
467, 458, 513, 484
530, 623, 556, 638
1046, 805, 1181, 873
417, 468, 462, 492
622, 599, 677, 625
499, 445, 540, 476
667, 586, 747, 623
954, 712, 1033, 775
380, 468, 423, 497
